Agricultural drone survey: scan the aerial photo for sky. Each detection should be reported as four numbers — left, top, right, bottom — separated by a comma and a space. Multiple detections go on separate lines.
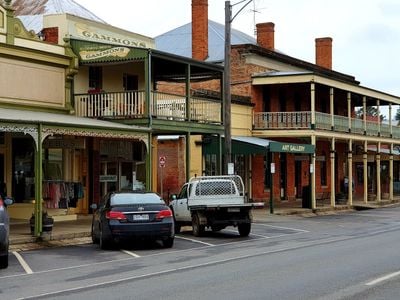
74, 0, 400, 99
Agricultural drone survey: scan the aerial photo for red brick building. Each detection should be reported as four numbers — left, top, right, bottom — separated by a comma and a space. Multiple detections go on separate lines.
157, 0, 400, 209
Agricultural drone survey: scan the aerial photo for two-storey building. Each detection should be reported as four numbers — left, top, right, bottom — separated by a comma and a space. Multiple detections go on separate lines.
157, 0, 400, 211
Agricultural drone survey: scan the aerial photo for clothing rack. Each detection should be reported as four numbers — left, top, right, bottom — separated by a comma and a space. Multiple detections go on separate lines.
42, 180, 84, 209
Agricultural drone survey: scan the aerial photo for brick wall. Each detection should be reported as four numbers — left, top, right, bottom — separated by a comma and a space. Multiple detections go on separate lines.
157, 138, 186, 201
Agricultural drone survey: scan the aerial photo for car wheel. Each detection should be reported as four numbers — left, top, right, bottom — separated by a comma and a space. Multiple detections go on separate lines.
0, 252, 8, 269
192, 214, 204, 237
238, 223, 251, 237
99, 225, 112, 250
91, 223, 99, 244
162, 237, 174, 248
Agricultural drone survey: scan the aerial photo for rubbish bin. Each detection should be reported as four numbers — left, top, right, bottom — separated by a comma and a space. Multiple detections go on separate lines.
302, 185, 311, 209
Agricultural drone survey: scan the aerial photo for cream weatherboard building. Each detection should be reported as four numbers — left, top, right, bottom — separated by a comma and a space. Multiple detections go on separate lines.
1, 0, 226, 236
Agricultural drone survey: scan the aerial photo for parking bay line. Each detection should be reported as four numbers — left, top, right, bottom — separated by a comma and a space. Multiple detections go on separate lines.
12, 251, 33, 274
175, 235, 215, 246
366, 270, 400, 286
121, 250, 141, 258
253, 223, 310, 233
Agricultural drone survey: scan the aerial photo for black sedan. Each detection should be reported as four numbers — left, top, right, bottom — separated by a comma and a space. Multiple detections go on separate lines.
0, 197, 13, 269
91, 191, 174, 249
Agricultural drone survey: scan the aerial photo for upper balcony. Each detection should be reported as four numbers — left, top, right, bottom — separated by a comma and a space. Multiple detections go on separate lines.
253, 111, 400, 139
74, 90, 222, 125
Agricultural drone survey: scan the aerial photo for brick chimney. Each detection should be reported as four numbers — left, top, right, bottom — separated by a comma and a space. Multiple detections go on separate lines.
192, 0, 208, 60
256, 22, 275, 50
41, 27, 59, 44
315, 37, 332, 69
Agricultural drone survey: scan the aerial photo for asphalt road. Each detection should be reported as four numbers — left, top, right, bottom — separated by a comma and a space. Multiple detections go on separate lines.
2, 207, 400, 299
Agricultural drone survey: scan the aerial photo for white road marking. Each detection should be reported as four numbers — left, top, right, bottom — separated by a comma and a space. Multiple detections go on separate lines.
253, 223, 310, 233
175, 235, 215, 246
12, 251, 33, 274
223, 228, 271, 238
121, 250, 140, 258
366, 270, 400, 286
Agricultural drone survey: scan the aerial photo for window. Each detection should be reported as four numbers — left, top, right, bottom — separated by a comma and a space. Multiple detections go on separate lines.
89, 66, 102, 90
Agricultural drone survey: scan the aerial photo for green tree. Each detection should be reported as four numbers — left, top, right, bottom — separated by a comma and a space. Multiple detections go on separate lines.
355, 106, 385, 121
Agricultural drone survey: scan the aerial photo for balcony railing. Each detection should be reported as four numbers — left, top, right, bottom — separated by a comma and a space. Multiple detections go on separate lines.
254, 111, 397, 138
74, 90, 221, 124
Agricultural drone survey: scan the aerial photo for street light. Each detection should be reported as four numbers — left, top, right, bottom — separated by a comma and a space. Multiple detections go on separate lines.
224, 0, 253, 174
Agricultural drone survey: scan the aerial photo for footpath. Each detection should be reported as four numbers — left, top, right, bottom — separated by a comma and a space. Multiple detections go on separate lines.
9, 199, 399, 251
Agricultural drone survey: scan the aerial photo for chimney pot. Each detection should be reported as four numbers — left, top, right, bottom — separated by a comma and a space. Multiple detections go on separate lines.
256, 22, 275, 50
315, 37, 332, 69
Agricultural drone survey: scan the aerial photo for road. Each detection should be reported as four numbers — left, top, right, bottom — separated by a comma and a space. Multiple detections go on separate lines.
1, 207, 400, 299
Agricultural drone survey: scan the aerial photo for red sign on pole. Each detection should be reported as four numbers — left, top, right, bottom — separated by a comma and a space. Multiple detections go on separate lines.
159, 156, 166, 167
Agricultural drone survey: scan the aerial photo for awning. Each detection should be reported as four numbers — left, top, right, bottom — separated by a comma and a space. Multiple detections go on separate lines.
0, 107, 150, 146
203, 136, 315, 155
70, 39, 148, 64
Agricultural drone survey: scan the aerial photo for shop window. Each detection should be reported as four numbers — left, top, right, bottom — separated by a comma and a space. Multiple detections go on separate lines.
234, 154, 245, 180
204, 154, 217, 176
12, 138, 35, 203
43, 149, 63, 180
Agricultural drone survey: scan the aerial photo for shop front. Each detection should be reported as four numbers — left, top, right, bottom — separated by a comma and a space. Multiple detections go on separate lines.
0, 108, 149, 236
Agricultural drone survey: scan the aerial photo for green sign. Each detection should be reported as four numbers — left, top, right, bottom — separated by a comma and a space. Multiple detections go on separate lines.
269, 141, 314, 154
71, 40, 147, 64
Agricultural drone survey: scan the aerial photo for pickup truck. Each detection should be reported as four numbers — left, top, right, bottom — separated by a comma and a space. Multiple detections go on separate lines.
170, 175, 260, 237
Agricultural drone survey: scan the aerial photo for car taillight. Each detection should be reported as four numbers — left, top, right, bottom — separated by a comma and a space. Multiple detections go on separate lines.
156, 209, 172, 220
106, 211, 127, 220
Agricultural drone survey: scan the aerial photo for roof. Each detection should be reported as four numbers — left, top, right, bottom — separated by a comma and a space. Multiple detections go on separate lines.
11, 0, 106, 33
155, 20, 256, 62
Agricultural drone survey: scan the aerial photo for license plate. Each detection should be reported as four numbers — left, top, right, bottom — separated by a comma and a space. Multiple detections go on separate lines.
227, 208, 240, 212
133, 214, 149, 221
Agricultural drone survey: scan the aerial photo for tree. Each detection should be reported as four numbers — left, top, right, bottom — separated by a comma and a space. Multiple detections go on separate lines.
395, 107, 400, 125
355, 106, 385, 121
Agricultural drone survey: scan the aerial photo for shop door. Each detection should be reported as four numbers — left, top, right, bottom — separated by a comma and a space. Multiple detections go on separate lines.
280, 153, 287, 200
100, 162, 118, 198
119, 162, 135, 190
295, 160, 302, 198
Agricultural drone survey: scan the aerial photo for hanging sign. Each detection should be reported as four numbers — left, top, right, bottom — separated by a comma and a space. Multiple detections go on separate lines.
159, 156, 166, 168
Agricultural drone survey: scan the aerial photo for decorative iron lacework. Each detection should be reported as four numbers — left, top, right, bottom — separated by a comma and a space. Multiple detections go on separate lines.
0, 124, 37, 134
42, 127, 149, 147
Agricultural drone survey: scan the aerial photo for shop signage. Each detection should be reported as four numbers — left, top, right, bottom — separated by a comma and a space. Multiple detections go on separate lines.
79, 47, 130, 61
269, 142, 314, 154
99, 175, 117, 182
43, 138, 85, 149
72, 22, 153, 49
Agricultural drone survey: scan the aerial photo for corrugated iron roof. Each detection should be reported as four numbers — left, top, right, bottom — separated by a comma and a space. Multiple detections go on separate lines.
155, 20, 256, 62
11, 0, 106, 33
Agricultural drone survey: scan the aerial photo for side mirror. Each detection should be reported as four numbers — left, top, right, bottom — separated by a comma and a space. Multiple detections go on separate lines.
90, 203, 98, 210
171, 194, 177, 200
4, 197, 13, 206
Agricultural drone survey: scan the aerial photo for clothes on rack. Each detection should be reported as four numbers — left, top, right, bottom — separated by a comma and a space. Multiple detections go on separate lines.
42, 181, 84, 209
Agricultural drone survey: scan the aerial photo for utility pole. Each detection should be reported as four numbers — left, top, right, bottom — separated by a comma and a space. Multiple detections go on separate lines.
224, 0, 253, 174
224, 1, 232, 175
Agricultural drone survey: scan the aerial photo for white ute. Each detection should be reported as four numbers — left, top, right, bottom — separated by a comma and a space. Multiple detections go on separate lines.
170, 175, 261, 237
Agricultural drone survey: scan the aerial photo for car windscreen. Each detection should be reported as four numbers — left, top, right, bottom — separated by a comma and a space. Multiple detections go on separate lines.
110, 193, 163, 206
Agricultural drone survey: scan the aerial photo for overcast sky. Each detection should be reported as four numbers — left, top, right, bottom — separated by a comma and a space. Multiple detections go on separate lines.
74, 0, 400, 98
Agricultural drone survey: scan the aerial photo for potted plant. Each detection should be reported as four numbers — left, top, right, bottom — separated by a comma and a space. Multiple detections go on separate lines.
29, 211, 54, 235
